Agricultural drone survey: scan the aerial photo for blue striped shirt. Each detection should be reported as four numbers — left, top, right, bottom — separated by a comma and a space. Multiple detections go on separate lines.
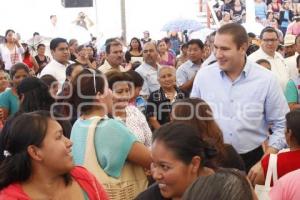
191, 59, 289, 154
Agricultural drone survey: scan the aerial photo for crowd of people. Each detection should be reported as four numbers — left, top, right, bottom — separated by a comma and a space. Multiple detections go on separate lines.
0, 3, 300, 199
254, 0, 300, 37
213, 0, 300, 38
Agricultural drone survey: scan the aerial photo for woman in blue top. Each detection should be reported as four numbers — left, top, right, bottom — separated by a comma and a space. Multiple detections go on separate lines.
69, 68, 152, 178
0, 63, 29, 121
255, 0, 268, 20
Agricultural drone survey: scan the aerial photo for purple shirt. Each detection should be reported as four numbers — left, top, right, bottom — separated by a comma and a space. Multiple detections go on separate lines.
159, 52, 175, 67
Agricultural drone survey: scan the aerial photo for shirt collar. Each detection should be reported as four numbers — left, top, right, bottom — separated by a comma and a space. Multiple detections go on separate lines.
258, 48, 282, 60
187, 60, 202, 68
53, 59, 70, 67
218, 57, 250, 79
104, 60, 124, 71
143, 62, 160, 70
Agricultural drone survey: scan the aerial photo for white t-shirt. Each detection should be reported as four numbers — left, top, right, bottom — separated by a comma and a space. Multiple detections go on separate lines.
39, 59, 69, 91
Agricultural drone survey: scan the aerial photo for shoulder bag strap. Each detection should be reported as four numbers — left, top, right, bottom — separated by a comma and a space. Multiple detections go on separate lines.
271, 154, 278, 182
84, 117, 103, 166
264, 154, 277, 187
265, 154, 277, 187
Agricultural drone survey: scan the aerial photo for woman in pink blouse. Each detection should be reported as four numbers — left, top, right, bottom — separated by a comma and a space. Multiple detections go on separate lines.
157, 39, 176, 67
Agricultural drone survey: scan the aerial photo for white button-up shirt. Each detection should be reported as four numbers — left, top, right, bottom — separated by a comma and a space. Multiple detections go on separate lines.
135, 62, 161, 96
176, 60, 201, 86
285, 53, 299, 79
248, 48, 289, 91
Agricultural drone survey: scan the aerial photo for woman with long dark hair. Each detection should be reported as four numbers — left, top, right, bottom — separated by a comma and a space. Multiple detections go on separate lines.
0, 63, 29, 121
21, 43, 39, 74
125, 37, 143, 64
157, 39, 176, 67
0, 111, 108, 199
17, 77, 55, 113
136, 122, 216, 200
34, 44, 50, 75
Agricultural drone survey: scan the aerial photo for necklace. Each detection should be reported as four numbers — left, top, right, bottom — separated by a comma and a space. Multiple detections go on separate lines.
165, 91, 177, 102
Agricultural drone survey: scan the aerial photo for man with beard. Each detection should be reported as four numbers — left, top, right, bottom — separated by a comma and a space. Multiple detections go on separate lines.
135, 42, 160, 97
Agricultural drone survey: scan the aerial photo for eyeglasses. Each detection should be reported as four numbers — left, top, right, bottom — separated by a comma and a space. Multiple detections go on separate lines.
262, 38, 278, 43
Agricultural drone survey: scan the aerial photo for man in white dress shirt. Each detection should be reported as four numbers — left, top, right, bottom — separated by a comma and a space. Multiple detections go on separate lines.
135, 42, 161, 97
248, 27, 289, 91
285, 34, 300, 79
40, 38, 70, 92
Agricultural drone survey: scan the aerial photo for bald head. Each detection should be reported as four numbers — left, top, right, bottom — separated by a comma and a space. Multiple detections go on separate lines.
143, 42, 159, 66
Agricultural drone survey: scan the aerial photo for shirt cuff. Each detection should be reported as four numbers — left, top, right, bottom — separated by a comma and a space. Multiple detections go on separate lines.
268, 133, 287, 151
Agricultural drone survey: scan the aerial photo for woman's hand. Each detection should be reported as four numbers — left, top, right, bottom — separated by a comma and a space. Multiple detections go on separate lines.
248, 161, 262, 185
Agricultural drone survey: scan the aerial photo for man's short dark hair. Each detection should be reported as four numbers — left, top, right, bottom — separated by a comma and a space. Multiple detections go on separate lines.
217, 23, 248, 49
125, 70, 144, 87
33, 32, 40, 37
286, 109, 300, 145
259, 27, 279, 39
248, 32, 256, 38
187, 39, 204, 49
163, 37, 171, 44
105, 41, 122, 54
104, 37, 118, 46
50, 38, 68, 51
50, 15, 56, 19
181, 43, 188, 50
256, 59, 271, 66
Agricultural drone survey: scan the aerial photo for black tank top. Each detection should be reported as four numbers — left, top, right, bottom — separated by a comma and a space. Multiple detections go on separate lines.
35, 55, 50, 68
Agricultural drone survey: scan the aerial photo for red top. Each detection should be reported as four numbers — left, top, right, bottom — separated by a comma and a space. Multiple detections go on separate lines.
23, 55, 34, 68
261, 150, 300, 180
0, 166, 109, 200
